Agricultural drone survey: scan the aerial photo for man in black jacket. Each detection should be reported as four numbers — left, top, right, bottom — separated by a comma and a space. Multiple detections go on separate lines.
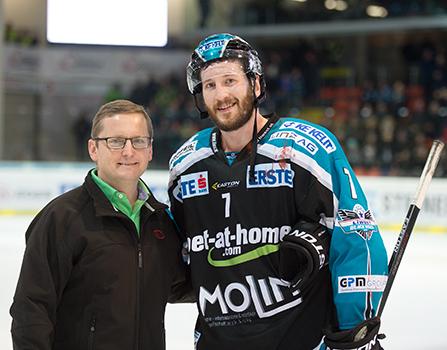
10, 99, 191, 350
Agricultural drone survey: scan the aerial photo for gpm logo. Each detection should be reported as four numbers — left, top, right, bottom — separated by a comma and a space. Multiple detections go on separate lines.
338, 275, 387, 293
180, 171, 209, 199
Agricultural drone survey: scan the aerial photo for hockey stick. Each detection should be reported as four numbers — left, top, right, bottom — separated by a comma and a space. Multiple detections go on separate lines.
377, 139, 445, 318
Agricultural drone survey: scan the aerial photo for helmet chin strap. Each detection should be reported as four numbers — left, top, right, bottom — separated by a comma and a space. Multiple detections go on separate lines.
249, 81, 259, 182
193, 93, 209, 119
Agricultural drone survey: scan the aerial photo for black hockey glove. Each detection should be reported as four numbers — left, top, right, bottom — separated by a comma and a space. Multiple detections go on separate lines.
324, 317, 385, 350
278, 220, 330, 290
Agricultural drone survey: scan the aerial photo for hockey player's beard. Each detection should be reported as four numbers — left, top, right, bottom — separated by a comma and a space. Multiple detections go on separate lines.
207, 88, 255, 132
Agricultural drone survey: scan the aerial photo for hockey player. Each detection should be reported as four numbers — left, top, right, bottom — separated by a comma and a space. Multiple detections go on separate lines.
168, 33, 388, 349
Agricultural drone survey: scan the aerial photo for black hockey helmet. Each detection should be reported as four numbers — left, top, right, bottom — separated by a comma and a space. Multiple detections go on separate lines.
186, 33, 266, 118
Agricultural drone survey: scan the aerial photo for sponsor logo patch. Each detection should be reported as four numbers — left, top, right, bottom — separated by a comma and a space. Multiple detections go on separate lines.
269, 131, 318, 155
211, 180, 240, 191
197, 39, 226, 56
280, 121, 336, 153
246, 163, 294, 189
337, 204, 378, 240
338, 275, 388, 293
187, 223, 292, 267
199, 274, 302, 320
180, 171, 209, 199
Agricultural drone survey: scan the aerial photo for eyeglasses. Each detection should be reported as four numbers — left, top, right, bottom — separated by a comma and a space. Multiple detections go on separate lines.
93, 136, 152, 150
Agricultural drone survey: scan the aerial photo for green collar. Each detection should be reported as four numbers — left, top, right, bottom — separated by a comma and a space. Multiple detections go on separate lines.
91, 169, 150, 236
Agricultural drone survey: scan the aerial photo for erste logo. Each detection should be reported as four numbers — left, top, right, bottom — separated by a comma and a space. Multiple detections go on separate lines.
247, 163, 294, 189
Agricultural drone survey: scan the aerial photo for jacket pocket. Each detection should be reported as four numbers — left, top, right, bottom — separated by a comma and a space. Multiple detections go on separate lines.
87, 316, 96, 350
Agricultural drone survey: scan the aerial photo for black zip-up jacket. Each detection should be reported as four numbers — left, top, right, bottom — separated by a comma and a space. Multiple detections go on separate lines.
10, 172, 192, 350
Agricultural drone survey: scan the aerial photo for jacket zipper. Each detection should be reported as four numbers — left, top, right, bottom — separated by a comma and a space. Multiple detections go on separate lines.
111, 211, 150, 349
87, 316, 96, 350
136, 242, 143, 350
138, 243, 143, 268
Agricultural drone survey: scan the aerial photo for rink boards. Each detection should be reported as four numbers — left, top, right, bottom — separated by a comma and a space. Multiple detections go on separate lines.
0, 161, 446, 233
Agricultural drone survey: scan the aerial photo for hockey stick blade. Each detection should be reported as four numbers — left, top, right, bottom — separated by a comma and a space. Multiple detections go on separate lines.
377, 139, 445, 318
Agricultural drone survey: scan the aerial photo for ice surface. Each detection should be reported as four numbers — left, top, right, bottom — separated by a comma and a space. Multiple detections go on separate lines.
1, 216, 446, 349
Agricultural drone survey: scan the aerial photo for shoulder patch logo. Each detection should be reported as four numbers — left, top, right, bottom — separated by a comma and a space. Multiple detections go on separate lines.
169, 140, 198, 168
337, 204, 378, 240
279, 121, 336, 153
269, 131, 318, 155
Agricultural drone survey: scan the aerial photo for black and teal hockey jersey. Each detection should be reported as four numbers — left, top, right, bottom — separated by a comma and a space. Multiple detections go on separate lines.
168, 115, 388, 350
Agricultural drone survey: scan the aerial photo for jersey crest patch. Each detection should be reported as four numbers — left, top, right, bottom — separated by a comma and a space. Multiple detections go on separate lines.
337, 204, 378, 240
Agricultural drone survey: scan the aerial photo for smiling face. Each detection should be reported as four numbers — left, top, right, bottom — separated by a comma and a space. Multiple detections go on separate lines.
88, 112, 152, 191
201, 60, 259, 132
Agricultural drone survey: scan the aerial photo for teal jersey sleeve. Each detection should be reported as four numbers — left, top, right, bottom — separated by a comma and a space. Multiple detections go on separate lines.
272, 118, 388, 330
330, 152, 388, 329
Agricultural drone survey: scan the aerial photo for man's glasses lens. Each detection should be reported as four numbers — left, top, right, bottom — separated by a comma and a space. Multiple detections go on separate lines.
95, 137, 151, 149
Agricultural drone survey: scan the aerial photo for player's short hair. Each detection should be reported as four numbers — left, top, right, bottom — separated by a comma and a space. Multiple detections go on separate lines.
91, 99, 153, 139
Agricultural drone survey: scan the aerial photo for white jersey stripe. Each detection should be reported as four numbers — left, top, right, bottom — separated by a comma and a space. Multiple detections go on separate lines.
168, 147, 214, 187
257, 143, 333, 192
258, 143, 339, 230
